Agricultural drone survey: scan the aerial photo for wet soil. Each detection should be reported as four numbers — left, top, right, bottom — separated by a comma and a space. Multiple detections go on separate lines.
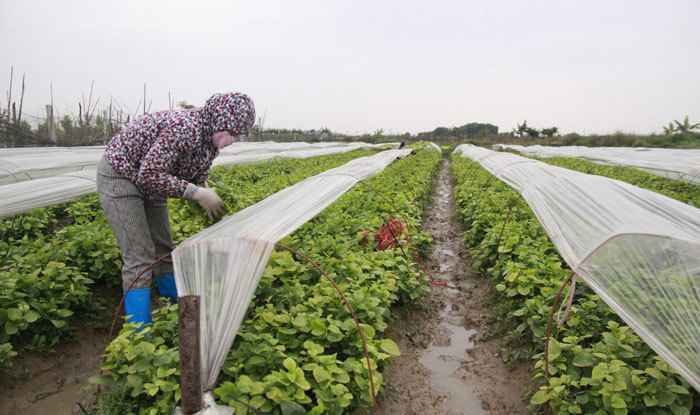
0, 288, 121, 415
0, 327, 106, 415
375, 158, 530, 415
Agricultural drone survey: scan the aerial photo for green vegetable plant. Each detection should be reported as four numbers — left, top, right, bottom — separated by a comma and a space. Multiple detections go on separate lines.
96, 144, 440, 414
538, 157, 700, 208
451, 154, 693, 414
0, 150, 379, 367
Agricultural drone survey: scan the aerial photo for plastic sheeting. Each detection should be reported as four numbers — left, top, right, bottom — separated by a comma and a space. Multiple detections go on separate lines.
0, 142, 396, 185
172, 149, 412, 393
454, 144, 700, 391
0, 146, 105, 185
0, 142, 396, 218
174, 392, 231, 415
0, 169, 98, 219
495, 144, 700, 184
427, 142, 442, 152
213, 142, 395, 167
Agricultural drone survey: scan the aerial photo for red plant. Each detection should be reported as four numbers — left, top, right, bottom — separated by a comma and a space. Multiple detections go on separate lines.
374, 218, 407, 250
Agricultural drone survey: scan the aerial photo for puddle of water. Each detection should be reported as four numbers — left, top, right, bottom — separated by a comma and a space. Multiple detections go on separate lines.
420, 298, 485, 415
420, 320, 484, 415
417, 160, 489, 414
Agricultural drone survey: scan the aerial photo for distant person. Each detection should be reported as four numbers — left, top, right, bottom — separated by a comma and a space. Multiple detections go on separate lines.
97, 92, 255, 326
398, 141, 406, 149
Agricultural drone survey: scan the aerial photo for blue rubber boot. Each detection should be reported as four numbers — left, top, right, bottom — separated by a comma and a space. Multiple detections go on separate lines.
124, 287, 152, 328
155, 272, 178, 303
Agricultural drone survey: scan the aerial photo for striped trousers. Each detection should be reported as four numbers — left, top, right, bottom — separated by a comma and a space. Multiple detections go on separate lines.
96, 157, 174, 292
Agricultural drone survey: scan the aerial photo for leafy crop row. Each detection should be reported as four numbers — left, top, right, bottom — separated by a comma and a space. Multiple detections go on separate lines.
0, 150, 377, 367
537, 157, 700, 208
96, 145, 441, 415
451, 155, 693, 415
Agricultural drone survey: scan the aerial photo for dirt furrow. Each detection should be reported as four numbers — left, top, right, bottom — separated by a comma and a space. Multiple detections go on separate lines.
375, 157, 529, 415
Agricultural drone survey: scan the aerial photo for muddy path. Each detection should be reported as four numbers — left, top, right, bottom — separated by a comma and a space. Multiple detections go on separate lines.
0, 289, 120, 415
0, 327, 106, 415
375, 158, 529, 415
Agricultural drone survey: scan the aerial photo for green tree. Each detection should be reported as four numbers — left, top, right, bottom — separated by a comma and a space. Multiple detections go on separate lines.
672, 115, 700, 134
541, 127, 559, 137
58, 115, 77, 145
662, 122, 676, 136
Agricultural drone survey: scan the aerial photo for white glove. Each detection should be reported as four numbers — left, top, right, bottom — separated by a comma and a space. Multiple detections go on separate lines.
192, 187, 225, 219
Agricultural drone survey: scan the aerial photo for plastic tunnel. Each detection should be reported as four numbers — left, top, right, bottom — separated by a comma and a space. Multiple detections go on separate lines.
495, 144, 700, 185
454, 144, 700, 391
171, 148, 417, 406
0, 142, 396, 218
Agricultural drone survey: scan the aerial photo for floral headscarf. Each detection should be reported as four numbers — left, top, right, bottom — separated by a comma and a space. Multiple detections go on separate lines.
202, 92, 256, 136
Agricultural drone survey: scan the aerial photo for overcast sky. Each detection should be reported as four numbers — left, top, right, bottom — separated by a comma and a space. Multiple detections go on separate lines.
1, 0, 698, 135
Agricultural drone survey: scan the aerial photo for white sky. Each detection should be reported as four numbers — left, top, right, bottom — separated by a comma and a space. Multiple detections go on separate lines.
1, 0, 698, 135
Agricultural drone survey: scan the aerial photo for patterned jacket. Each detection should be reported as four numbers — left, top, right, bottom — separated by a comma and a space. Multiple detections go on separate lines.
104, 92, 255, 199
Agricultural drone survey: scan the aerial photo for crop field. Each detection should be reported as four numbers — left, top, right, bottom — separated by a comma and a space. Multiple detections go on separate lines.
0, 149, 378, 368
96, 146, 440, 414
1, 143, 699, 415
451, 155, 696, 414
535, 157, 700, 208
3, 1, 700, 412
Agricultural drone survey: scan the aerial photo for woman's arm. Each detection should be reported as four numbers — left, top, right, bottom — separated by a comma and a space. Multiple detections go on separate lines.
136, 129, 197, 199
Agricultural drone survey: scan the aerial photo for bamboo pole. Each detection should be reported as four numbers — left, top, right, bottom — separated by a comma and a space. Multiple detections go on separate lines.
17, 73, 24, 124
6, 66, 13, 123
46, 105, 56, 143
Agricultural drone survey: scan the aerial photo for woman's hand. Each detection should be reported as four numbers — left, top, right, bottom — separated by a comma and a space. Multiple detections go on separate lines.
192, 187, 225, 219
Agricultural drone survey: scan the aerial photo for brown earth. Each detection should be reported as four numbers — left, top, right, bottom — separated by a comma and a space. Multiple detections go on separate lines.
373, 158, 530, 415
0, 326, 106, 415
0, 288, 122, 415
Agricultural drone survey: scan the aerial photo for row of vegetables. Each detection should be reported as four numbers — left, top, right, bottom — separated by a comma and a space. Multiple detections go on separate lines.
95, 145, 441, 414
537, 157, 700, 208
451, 153, 698, 415
0, 149, 378, 367
5, 141, 695, 414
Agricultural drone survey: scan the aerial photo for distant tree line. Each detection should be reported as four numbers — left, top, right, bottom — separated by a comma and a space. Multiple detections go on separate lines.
416, 122, 498, 141
662, 115, 700, 136
512, 120, 558, 138
0, 113, 126, 147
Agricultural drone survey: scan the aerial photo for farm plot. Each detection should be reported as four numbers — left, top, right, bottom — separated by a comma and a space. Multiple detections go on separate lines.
532, 156, 700, 208
495, 145, 700, 185
451, 153, 695, 414
0, 142, 393, 219
95, 145, 441, 414
0, 149, 378, 369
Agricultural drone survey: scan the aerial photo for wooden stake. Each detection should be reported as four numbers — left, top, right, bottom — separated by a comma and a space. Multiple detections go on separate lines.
179, 295, 203, 414
6, 66, 13, 123
108, 97, 113, 138
46, 105, 56, 143
17, 73, 24, 124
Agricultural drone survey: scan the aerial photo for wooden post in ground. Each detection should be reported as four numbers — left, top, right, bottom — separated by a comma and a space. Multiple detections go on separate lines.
107, 97, 113, 138
45, 104, 56, 144
179, 295, 203, 414
6, 66, 13, 123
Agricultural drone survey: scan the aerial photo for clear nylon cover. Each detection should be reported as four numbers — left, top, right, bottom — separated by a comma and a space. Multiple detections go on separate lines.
0, 142, 396, 218
172, 149, 414, 390
0, 146, 105, 185
454, 144, 700, 391
495, 144, 700, 184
